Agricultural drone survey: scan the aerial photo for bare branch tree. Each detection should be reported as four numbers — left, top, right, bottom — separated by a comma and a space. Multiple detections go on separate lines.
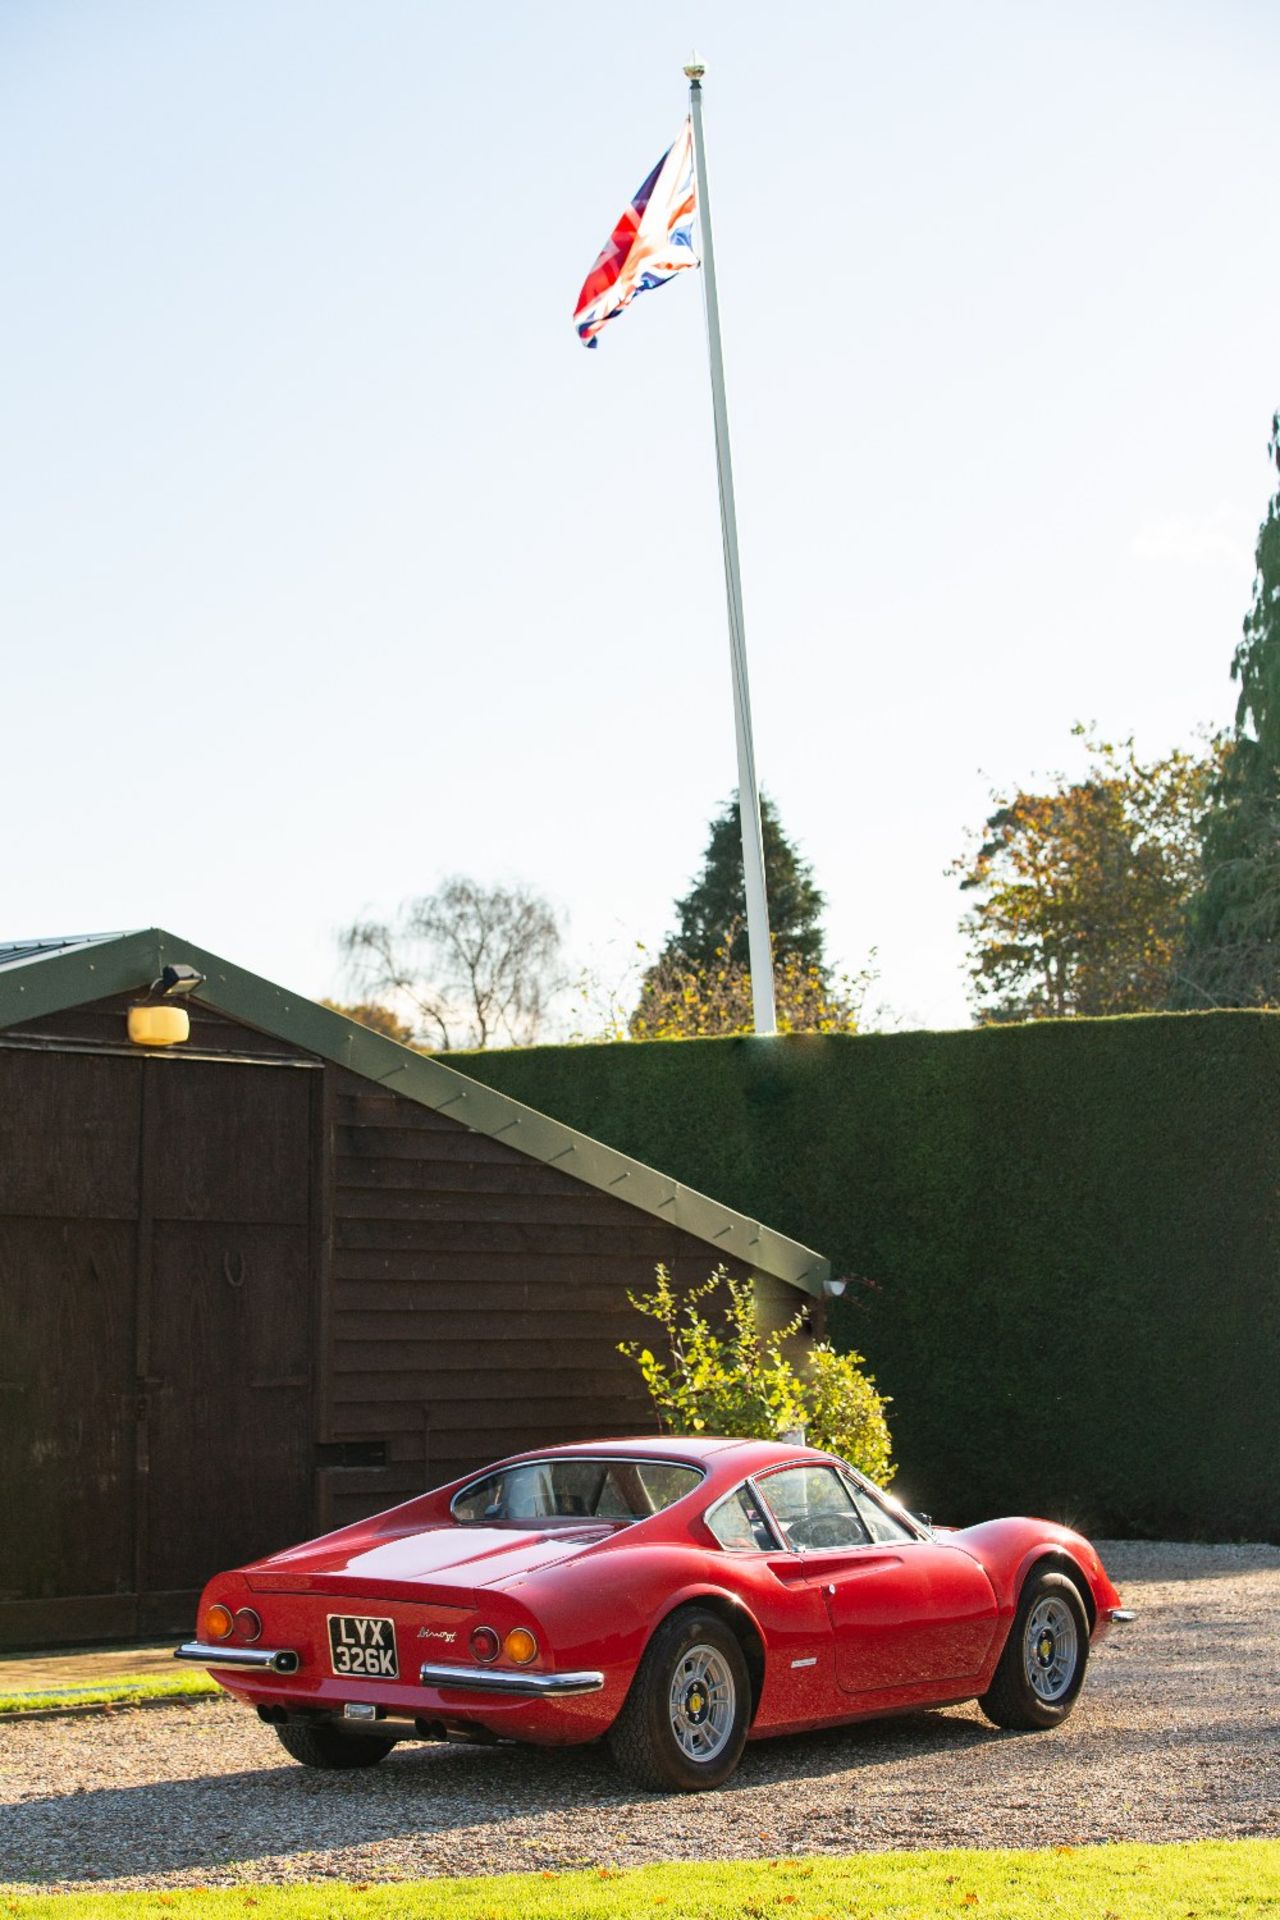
339, 877, 565, 1050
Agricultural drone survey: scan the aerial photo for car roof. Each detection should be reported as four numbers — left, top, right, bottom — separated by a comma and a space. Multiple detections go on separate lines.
494, 1435, 836, 1475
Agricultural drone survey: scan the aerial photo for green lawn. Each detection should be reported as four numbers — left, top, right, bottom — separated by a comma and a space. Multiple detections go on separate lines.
0, 1671, 218, 1715
4, 1839, 1278, 1918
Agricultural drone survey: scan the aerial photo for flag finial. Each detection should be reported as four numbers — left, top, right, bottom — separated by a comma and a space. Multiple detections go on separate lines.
683, 51, 706, 82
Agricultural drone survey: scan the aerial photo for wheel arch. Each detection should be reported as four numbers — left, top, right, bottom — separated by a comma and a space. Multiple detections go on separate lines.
1017, 1548, 1097, 1631
648, 1584, 767, 1724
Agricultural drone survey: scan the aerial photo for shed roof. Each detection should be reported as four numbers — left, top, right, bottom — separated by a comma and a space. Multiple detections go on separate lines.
0, 927, 829, 1297
0, 932, 126, 970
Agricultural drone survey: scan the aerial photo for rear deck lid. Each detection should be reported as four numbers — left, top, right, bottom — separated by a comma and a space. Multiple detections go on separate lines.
246, 1522, 614, 1599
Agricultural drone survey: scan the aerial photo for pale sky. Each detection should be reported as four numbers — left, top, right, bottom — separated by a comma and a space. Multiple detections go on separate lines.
3, 1, 1276, 1032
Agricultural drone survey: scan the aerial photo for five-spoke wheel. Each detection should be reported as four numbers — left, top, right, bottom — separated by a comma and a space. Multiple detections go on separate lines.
1023, 1591, 1080, 1704
609, 1606, 750, 1791
980, 1568, 1090, 1730
667, 1641, 738, 1764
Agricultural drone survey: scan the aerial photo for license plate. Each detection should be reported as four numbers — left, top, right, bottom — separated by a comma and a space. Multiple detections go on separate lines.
327, 1614, 398, 1678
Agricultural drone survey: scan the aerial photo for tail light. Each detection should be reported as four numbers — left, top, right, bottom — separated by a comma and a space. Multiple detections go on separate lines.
235, 1608, 262, 1643
504, 1627, 538, 1666
203, 1604, 234, 1642
470, 1626, 500, 1663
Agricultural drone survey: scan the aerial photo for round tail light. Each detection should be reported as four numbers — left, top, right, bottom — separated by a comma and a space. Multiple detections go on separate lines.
235, 1607, 262, 1643
470, 1626, 501, 1663
203, 1603, 234, 1642
504, 1627, 538, 1666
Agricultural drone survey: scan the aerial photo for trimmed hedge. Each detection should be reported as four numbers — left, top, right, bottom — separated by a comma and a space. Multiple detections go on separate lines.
451, 1015, 1280, 1541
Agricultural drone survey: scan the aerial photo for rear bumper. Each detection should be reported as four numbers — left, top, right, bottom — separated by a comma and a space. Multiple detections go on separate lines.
176, 1640, 301, 1674
419, 1661, 604, 1698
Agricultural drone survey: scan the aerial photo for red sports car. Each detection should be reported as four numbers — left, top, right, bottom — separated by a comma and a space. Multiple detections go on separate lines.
176, 1437, 1133, 1792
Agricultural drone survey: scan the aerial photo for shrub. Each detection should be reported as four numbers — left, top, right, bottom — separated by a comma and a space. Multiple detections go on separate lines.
619, 1264, 894, 1483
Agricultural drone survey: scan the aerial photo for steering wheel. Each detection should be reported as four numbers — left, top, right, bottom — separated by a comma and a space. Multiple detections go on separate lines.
786, 1513, 865, 1551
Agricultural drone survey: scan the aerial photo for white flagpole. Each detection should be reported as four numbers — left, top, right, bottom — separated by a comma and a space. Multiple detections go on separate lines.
684, 55, 777, 1037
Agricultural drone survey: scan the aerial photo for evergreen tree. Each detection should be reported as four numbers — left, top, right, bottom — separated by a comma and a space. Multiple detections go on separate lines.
1178, 416, 1280, 1008
662, 794, 827, 971
629, 940, 871, 1039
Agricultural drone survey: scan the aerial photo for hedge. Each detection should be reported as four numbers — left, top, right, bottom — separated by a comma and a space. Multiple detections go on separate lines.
450, 1014, 1280, 1541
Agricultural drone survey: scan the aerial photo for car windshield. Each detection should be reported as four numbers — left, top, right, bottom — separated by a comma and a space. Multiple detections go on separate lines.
451, 1458, 703, 1526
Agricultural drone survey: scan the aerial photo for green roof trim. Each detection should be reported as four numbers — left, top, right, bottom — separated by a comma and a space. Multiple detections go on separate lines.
0, 928, 830, 1298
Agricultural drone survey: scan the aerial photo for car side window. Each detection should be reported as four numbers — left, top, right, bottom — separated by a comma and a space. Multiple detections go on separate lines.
706, 1485, 777, 1552
845, 1482, 916, 1544
757, 1466, 870, 1552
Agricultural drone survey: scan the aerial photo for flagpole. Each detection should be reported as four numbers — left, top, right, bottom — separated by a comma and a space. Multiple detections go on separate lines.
684, 56, 777, 1037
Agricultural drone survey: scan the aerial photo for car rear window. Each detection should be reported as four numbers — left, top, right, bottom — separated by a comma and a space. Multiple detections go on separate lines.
451, 1458, 703, 1525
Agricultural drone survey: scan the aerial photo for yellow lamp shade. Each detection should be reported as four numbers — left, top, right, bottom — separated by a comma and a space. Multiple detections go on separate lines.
127, 1004, 190, 1048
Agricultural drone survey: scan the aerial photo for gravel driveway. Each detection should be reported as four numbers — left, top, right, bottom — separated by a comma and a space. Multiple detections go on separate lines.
2, 1542, 1277, 1893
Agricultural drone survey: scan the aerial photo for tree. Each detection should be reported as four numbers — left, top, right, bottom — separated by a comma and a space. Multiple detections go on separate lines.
664, 794, 827, 972
629, 926, 872, 1039
954, 729, 1224, 1023
629, 792, 848, 1036
619, 1264, 894, 1483
319, 999, 415, 1044
339, 877, 564, 1050
1178, 415, 1280, 1008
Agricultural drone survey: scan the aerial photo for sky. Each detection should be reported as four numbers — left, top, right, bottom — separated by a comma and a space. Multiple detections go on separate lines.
3, 0, 1277, 1032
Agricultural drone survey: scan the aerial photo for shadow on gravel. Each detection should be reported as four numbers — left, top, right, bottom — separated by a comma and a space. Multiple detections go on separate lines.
1097, 1546, 1280, 1582
5, 1710, 1003, 1885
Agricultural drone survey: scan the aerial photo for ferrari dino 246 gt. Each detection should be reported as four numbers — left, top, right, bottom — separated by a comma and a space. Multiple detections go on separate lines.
176, 1436, 1132, 1791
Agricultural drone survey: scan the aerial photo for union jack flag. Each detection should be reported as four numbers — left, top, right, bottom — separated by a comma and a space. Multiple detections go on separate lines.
573, 121, 698, 348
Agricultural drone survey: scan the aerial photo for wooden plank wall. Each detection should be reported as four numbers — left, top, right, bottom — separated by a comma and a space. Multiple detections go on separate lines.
2, 991, 819, 1570
6, 992, 308, 1058
324, 1067, 779, 1523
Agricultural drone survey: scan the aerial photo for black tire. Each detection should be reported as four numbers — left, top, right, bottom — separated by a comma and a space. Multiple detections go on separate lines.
608, 1606, 750, 1793
979, 1569, 1090, 1731
275, 1721, 395, 1770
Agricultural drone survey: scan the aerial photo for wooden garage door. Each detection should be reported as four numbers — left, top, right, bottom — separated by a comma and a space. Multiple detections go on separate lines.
138, 1059, 316, 1622
0, 1052, 143, 1643
143, 1218, 313, 1602
0, 1046, 318, 1646
0, 1218, 139, 1632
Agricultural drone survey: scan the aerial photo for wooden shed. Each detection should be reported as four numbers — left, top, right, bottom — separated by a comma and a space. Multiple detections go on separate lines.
0, 929, 829, 1649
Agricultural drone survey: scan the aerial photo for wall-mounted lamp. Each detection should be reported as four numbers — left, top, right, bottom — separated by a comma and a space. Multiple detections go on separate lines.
153, 964, 205, 998
823, 1276, 848, 1299
126, 962, 206, 1048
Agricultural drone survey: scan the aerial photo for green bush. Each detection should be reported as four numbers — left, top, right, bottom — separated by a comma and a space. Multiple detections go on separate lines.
451, 1014, 1280, 1541
620, 1264, 893, 1482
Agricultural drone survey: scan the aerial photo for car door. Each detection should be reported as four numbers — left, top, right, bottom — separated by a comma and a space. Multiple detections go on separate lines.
755, 1465, 998, 1697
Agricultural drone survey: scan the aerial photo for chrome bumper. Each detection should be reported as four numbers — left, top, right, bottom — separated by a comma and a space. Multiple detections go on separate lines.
175, 1640, 301, 1674
1107, 1608, 1136, 1624
419, 1661, 604, 1698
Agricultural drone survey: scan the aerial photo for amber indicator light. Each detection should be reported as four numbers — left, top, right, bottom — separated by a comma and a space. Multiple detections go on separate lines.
504, 1627, 538, 1666
204, 1604, 234, 1641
